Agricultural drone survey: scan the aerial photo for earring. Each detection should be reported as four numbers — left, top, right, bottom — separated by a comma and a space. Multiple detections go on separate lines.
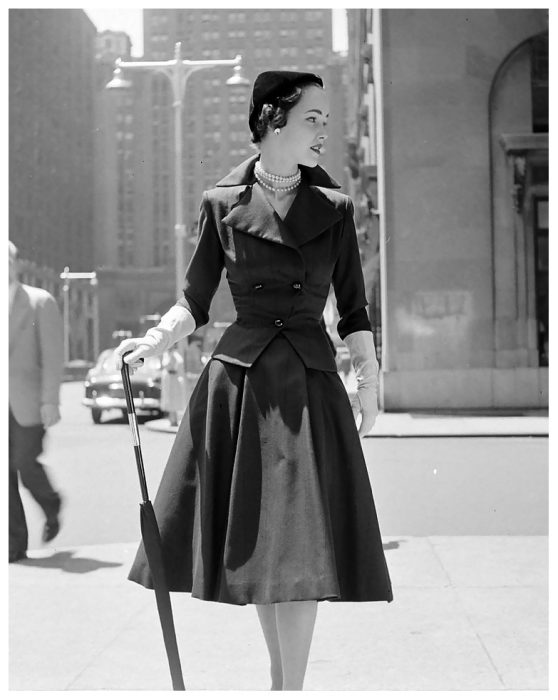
274, 128, 281, 135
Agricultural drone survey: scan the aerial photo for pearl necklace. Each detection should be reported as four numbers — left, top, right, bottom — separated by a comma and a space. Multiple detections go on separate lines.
255, 160, 301, 184
255, 173, 300, 193
254, 161, 301, 193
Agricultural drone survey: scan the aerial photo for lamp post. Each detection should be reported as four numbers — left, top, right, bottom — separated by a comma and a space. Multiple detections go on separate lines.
60, 268, 99, 365
106, 42, 249, 300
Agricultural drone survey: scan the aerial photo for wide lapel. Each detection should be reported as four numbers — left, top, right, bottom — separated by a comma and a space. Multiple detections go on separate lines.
221, 183, 299, 249
283, 185, 343, 247
218, 154, 342, 249
9, 285, 32, 356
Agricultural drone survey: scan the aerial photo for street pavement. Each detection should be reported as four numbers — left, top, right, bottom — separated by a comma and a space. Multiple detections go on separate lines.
9, 390, 550, 692
9, 535, 548, 691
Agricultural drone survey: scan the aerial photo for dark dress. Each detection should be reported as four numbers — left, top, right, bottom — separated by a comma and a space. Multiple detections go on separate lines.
128, 155, 393, 606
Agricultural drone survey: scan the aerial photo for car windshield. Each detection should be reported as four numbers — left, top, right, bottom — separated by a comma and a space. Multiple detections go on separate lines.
94, 349, 163, 375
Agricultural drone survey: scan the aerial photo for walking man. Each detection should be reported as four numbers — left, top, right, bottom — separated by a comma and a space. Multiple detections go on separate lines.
9, 240, 64, 562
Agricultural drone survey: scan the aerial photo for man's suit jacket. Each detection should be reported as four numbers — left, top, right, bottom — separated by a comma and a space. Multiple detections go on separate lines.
9, 283, 64, 427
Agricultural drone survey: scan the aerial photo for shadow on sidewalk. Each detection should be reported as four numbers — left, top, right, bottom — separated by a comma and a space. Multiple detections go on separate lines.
17, 550, 123, 574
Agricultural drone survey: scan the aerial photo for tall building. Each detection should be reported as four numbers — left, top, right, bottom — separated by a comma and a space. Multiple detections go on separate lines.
94, 32, 174, 347
9, 9, 97, 273
95, 30, 132, 66
346, 9, 548, 410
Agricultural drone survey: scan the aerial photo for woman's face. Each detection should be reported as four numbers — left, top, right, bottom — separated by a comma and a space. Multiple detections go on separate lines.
276, 84, 330, 168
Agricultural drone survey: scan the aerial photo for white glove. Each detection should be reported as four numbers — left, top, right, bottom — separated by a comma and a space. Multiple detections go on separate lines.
344, 330, 379, 437
115, 305, 195, 369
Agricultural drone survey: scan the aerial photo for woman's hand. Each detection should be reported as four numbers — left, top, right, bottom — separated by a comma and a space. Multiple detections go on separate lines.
351, 388, 379, 437
115, 306, 196, 371
115, 337, 158, 370
344, 330, 380, 438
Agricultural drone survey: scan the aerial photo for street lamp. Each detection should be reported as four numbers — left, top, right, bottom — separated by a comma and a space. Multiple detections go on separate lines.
106, 42, 249, 300
60, 268, 99, 366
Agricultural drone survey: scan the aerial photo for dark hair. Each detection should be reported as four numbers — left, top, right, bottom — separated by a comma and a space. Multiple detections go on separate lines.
250, 81, 322, 144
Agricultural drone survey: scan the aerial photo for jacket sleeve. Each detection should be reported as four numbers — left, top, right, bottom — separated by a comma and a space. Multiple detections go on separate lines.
176, 191, 225, 329
37, 292, 64, 406
331, 198, 372, 339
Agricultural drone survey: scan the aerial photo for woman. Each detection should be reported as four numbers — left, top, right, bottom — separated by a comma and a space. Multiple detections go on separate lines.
160, 348, 186, 426
116, 70, 392, 691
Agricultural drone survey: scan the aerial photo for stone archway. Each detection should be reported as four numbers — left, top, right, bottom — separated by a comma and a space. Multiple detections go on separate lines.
489, 32, 548, 387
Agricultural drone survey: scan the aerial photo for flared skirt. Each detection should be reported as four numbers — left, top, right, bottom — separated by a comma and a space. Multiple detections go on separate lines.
128, 335, 393, 606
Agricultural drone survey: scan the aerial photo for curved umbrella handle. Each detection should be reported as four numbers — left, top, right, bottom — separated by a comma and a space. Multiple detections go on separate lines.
121, 351, 149, 503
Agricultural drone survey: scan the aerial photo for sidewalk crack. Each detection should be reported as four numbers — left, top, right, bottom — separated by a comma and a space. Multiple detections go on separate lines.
427, 538, 506, 689
64, 599, 152, 690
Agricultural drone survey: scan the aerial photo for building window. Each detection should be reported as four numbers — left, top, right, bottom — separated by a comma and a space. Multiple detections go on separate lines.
162, 244, 170, 265
205, 113, 221, 127
280, 47, 294, 57
202, 31, 220, 41
534, 197, 548, 366
202, 48, 222, 59
280, 11, 298, 22
531, 34, 548, 133
305, 10, 325, 22
307, 28, 324, 41
203, 96, 221, 108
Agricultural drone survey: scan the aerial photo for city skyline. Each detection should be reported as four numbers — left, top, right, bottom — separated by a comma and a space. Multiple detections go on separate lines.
84, 7, 348, 56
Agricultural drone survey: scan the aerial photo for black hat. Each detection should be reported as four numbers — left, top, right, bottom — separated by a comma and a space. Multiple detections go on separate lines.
249, 70, 323, 132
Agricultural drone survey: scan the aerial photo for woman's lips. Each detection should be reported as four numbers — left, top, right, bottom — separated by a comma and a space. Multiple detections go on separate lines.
310, 145, 323, 155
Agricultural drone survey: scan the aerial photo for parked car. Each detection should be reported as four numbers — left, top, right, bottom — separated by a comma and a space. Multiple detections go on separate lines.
83, 348, 164, 424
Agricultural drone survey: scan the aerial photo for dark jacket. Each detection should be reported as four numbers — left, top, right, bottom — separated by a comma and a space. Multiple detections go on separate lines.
177, 154, 371, 373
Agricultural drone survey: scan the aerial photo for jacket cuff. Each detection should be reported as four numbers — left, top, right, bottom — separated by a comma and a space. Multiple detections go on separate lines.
175, 295, 209, 330
337, 307, 371, 340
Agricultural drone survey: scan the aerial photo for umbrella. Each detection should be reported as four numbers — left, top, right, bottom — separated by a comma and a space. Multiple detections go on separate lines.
121, 353, 185, 691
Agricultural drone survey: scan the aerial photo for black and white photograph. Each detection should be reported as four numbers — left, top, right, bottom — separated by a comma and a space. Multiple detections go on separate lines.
8, 2, 550, 693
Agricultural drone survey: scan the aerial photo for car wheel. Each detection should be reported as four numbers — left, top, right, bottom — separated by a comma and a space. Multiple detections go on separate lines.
91, 408, 103, 424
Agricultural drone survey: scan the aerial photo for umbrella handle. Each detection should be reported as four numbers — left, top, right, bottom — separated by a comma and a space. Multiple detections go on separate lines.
121, 351, 150, 503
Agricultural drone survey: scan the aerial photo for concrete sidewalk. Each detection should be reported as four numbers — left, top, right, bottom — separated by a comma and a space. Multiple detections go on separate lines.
9, 536, 548, 691
146, 411, 550, 437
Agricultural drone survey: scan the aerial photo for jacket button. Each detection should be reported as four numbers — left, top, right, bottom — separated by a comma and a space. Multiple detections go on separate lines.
253, 283, 264, 290
274, 319, 284, 328
292, 282, 302, 291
